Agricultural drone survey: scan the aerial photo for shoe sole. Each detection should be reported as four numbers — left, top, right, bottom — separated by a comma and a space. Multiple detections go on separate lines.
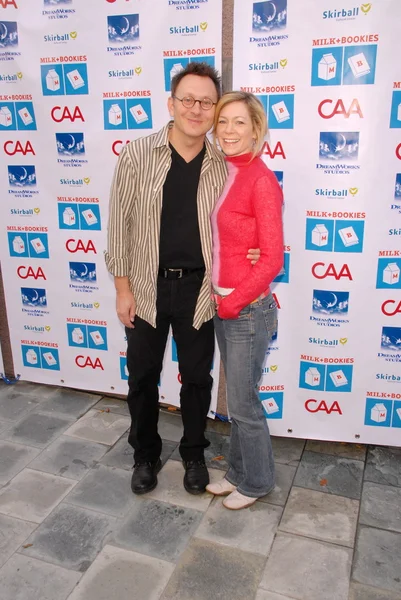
223, 498, 258, 510
205, 487, 233, 496
131, 460, 162, 495
184, 482, 207, 495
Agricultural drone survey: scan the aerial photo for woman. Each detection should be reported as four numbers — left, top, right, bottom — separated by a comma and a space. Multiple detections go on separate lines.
206, 92, 284, 510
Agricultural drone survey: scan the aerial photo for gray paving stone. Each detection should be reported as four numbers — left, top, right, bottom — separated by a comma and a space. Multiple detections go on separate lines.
360, 482, 401, 534
158, 410, 183, 442
260, 533, 352, 600
0, 381, 58, 401
294, 450, 364, 499
0, 514, 37, 568
279, 487, 359, 548
37, 388, 100, 419
161, 538, 266, 600
21, 503, 117, 572
195, 496, 282, 555
65, 464, 133, 517
353, 526, 401, 594
255, 592, 295, 600
64, 409, 130, 446
93, 397, 130, 416
171, 430, 231, 471
99, 434, 177, 471
146, 460, 221, 511
0, 440, 41, 485
271, 436, 305, 466
0, 468, 76, 523
67, 544, 174, 600
349, 582, 401, 600
0, 392, 40, 421
29, 436, 107, 480
112, 497, 203, 562
306, 440, 366, 461
0, 553, 81, 600
4, 412, 72, 448
259, 463, 297, 507
365, 446, 401, 488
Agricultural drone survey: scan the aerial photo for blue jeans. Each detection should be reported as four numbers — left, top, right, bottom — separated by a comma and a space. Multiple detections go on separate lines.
214, 293, 277, 497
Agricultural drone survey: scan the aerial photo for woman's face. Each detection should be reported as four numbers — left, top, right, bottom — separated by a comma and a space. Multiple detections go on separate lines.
216, 101, 256, 157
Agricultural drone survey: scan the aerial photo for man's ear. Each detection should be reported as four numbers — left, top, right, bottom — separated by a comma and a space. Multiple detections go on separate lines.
167, 96, 174, 118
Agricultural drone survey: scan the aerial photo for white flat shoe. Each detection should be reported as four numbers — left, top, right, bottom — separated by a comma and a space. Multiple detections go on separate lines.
206, 479, 237, 496
223, 490, 258, 510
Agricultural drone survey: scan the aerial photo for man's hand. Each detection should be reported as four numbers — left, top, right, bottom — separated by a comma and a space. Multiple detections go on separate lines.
247, 248, 261, 265
116, 290, 136, 328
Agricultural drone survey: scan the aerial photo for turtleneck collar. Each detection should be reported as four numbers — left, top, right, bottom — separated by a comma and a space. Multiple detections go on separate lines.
224, 152, 254, 166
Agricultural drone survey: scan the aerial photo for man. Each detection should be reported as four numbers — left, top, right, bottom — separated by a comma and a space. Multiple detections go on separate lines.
105, 63, 256, 496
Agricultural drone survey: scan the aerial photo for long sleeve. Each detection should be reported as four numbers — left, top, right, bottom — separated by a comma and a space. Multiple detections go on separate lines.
218, 173, 283, 319
104, 146, 136, 277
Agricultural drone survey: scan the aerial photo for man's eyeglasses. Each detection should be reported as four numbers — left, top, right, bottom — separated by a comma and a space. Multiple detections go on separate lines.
172, 95, 216, 111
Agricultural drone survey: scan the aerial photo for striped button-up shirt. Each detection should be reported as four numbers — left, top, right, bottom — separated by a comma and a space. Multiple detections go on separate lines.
105, 123, 227, 329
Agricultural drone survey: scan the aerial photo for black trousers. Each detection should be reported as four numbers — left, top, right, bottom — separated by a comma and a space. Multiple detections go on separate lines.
125, 271, 214, 462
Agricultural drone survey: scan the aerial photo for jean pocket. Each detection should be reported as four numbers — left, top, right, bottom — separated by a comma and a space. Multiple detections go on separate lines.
262, 301, 277, 335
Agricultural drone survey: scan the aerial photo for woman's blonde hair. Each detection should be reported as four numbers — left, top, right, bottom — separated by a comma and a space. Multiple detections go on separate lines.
213, 91, 268, 160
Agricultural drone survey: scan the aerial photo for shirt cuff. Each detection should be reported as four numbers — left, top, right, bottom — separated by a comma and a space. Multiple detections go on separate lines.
104, 252, 130, 277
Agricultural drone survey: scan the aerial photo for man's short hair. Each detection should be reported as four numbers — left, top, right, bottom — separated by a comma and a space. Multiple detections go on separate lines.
170, 62, 221, 99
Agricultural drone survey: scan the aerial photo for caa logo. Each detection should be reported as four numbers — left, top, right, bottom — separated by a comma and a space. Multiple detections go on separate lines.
312, 262, 353, 280
305, 399, 342, 414
318, 98, 363, 119
382, 300, 401, 317
112, 139, 130, 156
4, 141, 35, 156
51, 106, 85, 122
319, 131, 359, 161
376, 258, 401, 289
252, 0, 287, 33
0, 0, 18, 7
75, 355, 104, 370
311, 44, 377, 87
261, 140, 286, 159
66, 239, 97, 254
0, 102, 37, 131
17, 266, 46, 280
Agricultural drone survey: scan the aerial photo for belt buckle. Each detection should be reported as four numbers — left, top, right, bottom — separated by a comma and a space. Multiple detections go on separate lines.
169, 268, 183, 279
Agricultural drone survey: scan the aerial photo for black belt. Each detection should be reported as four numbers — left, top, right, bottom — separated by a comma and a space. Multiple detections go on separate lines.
158, 267, 204, 280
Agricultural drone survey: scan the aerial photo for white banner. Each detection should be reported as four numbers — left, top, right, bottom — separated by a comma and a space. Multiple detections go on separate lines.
233, 0, 401, 445
0, 0, 222, 412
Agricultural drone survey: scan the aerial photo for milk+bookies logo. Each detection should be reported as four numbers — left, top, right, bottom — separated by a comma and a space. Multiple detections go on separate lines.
0, 102, 37, 131
311, 41, 378, 87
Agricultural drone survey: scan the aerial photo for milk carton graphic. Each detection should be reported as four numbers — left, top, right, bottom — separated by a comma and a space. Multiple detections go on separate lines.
262, 397, 280, 415
63, 207, 76, 226
312, 224, 329, 247
370, 403, 387, 423
329, 369, 348, 388
397, 103, 401, 122
12, 235, 25, 254
170, 63, 184, 80
46, 69, 61, 91
0, 106, 13, 127
81, 209, 98, 226
108, 103, 122, 126
305, 367, 320, 386
383, 262, 400, 285
66, 69, 85, 90
318, 53, 336, 80
130, 103, 148, 124
271, 100, 290, 123
30, 237, 46, 254
42, 351, 57, 366
72, 327, 84, 344
18, 107, 33, 126
26, 348, 38, 365
338, 226, 359, 247
348, 52, 370, 78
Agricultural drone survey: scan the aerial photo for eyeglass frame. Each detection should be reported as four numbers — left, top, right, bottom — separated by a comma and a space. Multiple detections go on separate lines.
172, 95, 217, 111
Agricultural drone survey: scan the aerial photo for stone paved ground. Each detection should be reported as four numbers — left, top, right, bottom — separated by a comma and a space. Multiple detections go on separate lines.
0, 380, 400, 600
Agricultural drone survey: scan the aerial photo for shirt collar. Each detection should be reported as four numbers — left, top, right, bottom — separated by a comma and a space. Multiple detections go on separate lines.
152, 121, 224, 164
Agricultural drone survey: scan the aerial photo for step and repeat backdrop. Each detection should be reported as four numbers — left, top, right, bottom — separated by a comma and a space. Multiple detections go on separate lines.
1, 0, 400, 445
233, 0, 401, 444
0, 0, 223, 412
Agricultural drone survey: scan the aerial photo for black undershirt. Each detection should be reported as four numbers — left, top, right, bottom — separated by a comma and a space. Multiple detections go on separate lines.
158, 143, 205, 269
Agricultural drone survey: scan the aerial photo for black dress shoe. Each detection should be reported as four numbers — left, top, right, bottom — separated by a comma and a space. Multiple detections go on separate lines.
131, 458, 162, 495
183, 460, 209, 495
